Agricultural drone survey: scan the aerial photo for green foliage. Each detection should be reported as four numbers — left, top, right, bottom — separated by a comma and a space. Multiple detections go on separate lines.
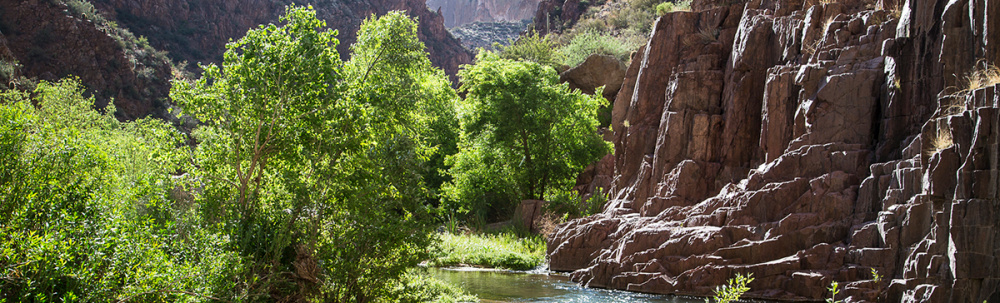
545, 187, 607, 219
170, 6, 458, 301
445, 52, 611, 222
428, 232, 546, 270
871, 268, 882, 284
706, 273, 754, 303
0, 78, 235, 302
827, 281, 843, 303
495, 31, 563, 69
392, 270, 479, 303
558, 30, 642, 67
656, 0, 692, 15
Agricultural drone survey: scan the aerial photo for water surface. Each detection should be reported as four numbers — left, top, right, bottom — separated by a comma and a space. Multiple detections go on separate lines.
426, 267, 705, 303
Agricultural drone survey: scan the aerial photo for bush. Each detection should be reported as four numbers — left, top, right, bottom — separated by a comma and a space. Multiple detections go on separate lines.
657, 0, 692, 15
558, 30, 642, 67
0, 78, 237, 302
446, 52, 611, 223
392, 270, 479, 303
428, 232, 546, 270
496, 31, 563, 68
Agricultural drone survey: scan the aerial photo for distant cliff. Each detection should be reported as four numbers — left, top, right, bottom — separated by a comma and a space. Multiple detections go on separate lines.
90, 0, 472, 80
0, 0, 471, 120
549, 0, 1000, 301
426, 0, 539, 28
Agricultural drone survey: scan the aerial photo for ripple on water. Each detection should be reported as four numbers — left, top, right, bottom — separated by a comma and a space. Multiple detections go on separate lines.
425, 267, 705, 303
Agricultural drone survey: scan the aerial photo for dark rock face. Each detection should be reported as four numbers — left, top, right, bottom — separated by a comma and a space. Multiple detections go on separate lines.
90, 0, 472, 82
0, 0, 471, 120
548, 0, 1000, 301
0, 0, 172, 120
533, 0, 589, 35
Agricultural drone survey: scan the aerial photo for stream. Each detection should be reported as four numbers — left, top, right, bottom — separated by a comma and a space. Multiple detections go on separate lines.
426, 267, 706, 303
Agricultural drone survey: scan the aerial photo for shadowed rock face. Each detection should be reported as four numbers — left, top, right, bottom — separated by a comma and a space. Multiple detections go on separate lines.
0, 0, 172, 120
425, 0, 540, 28
90, 0, 472, 81
549, 0, 1000, 301
0, 0, 471, 120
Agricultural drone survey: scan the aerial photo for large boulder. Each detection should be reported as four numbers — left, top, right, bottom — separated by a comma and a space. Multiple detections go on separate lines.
560, 54, 628, 101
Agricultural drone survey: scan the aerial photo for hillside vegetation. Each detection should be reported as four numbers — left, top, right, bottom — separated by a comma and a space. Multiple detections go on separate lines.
0, 4, 611, 301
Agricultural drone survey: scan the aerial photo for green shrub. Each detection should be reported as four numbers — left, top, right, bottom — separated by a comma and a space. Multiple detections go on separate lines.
392, 270, 479, 303
496, 31, 563, 68
558, 31, 642, 67
707, 273, 754, 303
545, 187, 607, 219
0, 78, 237, 302
429, 232, 546, 270
656, 2, 675, 15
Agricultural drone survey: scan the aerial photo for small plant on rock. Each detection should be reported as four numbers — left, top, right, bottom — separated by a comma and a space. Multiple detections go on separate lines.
706, 273, 754, 303
827, 281, 844, 303
960, 60, 1000, 93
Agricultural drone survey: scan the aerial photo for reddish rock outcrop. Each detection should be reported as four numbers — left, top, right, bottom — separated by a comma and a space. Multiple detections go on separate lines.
0, 0, 171, 120
1, 0, 471, 120
533, 0, 589, 35
426, 0, 540, 28
548, 0, 1000, 301
89, 0, 472, 81
560, 54, 628, 101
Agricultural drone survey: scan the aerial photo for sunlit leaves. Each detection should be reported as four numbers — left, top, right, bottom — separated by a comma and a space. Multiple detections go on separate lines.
445, 51, 611, 222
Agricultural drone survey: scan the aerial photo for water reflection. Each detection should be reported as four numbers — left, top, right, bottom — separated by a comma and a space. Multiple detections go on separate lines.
426, 267, 705, 303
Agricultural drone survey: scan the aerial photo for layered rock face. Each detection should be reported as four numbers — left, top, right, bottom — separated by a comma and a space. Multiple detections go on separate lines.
533, 0, 589, 35
0, 0, 470, 120
549, 0, 1000, 301
90, 0, 472, 81
0, 0, 172, 120
425, 0, 540, 27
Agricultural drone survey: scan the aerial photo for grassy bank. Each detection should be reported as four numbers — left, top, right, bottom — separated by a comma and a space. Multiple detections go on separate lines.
395, 271, 479, 303
429, 232, 547, 270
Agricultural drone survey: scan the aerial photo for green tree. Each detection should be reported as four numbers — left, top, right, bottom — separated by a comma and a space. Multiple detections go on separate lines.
171, 7, 451, 301
445, 51, 611, 222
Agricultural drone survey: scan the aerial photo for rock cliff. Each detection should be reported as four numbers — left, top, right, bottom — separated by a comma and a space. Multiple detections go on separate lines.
0, 0, 172, 120
425, 0, 540, 28
548, 0, 1000, 301
0, 0, 470, 120
91, 0, 472, 81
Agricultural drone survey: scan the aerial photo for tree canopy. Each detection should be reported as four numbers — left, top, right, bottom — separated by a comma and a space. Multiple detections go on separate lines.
444, 51, 611, 222
170, 6, 453, 301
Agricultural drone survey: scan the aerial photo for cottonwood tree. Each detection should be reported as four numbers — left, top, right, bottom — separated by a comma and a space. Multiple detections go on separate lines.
171, 6, 449, 301
445, 51, 611, 222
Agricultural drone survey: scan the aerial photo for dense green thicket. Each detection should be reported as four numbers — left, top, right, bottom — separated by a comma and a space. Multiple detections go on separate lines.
428, 233, 546, 270
442, 52, 611, 223
0, 78, 234, 302
1, 6, 469, 302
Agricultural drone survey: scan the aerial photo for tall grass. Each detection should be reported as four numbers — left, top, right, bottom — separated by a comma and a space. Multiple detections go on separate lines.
429, 232, 547, 270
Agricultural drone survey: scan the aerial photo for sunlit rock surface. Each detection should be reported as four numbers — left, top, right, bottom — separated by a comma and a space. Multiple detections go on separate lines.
550, 0, 1000, 301
426, 0, 539, 28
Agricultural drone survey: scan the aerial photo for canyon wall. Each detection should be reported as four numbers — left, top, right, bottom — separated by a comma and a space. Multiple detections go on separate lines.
549, 0, 1000, 301
91, 0, 472, 81
0, 0, 172, 120
425, 0, 540, 27
0, 0, 471, 120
